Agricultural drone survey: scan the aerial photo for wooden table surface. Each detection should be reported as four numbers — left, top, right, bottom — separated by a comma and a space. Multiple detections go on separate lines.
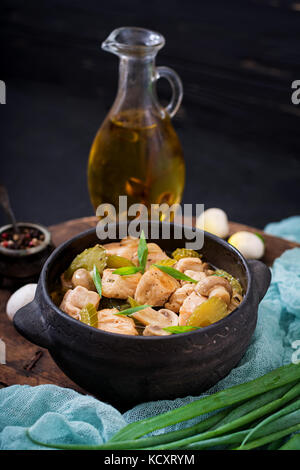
1, 217, 299, 396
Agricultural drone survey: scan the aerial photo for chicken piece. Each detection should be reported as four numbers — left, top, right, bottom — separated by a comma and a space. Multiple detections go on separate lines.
132, 306, 179, 327
104, 240, 139, 262
131, 243, 169, 270
165, 283, 195, 313
60, 286, 100, 320
175, 257, 204, 273
120, 236, 139, 246
181, 270, 207, 286
135, 267, 179, 306
179, 291, 207, 326
97, 308, 138, 335
102, 268, 142, 299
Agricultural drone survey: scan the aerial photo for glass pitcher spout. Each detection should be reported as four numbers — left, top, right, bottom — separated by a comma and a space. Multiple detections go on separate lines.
102, 27, 165, 58
88, 27, 185, 215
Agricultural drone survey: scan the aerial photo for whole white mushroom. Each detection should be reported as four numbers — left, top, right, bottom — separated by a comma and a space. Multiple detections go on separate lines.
196, 208, 229, 239
228, 231, 265, 260
6, 283, 37, 321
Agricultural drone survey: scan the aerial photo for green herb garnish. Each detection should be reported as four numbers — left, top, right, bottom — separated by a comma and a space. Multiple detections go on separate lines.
114, 304, 151, 316
137, 229, 148, 273
92, 264, 102, 297
163, 326, 201, 334
112, 230, 148, 276
112, 266, 142, 276
153, 264, 198, 283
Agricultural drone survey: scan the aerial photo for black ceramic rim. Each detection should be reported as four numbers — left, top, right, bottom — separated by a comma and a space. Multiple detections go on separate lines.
41, 222, 251, 341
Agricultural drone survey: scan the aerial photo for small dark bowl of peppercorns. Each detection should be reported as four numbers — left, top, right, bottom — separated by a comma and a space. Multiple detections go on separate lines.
0, 222, 54, 288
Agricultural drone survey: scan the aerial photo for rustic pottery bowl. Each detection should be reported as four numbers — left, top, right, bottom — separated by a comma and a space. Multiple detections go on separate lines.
14, 222, 271, 408
0, 222, 54, 288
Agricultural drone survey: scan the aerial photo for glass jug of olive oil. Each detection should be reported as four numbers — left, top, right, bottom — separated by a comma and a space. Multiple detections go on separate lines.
88, 27, 185, 215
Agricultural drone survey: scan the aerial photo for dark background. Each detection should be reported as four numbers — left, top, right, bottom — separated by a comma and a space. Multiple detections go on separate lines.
1, 0, 300, 229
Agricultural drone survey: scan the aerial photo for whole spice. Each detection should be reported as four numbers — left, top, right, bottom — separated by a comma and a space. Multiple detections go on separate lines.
0, 226, 45, 251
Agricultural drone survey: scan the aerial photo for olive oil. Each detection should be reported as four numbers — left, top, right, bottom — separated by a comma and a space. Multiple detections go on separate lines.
88, 109, 185, 212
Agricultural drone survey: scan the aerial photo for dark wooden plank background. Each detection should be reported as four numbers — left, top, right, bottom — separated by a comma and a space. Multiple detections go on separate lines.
0, 0, 300, 229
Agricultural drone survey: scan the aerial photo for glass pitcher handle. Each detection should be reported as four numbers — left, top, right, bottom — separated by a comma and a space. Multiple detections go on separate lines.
156, 66, 183, 118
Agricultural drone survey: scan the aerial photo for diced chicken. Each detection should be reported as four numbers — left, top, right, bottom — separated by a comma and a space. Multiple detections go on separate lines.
165, 283, 195, 313
120, 236, 139, 247
131, 243, 169, 270
135, 267, 179, 306
104, 240, 139, 261
60, 286, 100, 320
179, 291, 207, 326
97, 308, 138, 335
102, 269, 142, 299
181, 270, 207, 285
132, 306, 179, 327
175, 257, 204, 273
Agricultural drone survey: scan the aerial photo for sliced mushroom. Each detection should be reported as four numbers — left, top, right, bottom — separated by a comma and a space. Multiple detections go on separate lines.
158, 308, 179, 326
195, 276, 232, 305
132, 306, 178, 328
72, 268, 96, 291
175, 257, 204, 273
143, 325, 172, 336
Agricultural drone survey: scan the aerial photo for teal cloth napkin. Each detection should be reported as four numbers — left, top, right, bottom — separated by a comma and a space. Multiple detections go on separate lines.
1, 217, 300, 450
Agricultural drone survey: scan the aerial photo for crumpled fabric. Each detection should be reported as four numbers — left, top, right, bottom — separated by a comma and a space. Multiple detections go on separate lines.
1, 217, 300, 449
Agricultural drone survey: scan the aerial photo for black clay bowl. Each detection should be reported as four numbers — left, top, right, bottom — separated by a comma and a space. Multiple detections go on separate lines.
14, 222, 271, 408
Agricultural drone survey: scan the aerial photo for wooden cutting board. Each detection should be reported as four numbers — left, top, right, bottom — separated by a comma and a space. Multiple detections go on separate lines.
0, 217, 299, 396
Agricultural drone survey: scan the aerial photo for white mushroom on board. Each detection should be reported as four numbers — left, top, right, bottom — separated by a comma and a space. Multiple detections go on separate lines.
6, 283, 37, 321
196, 208, 229, 239
228, 231, 265, 260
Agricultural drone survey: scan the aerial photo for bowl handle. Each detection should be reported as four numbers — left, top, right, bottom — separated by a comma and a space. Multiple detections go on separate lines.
13, 300, 52, 349
247, 259, 272, 302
